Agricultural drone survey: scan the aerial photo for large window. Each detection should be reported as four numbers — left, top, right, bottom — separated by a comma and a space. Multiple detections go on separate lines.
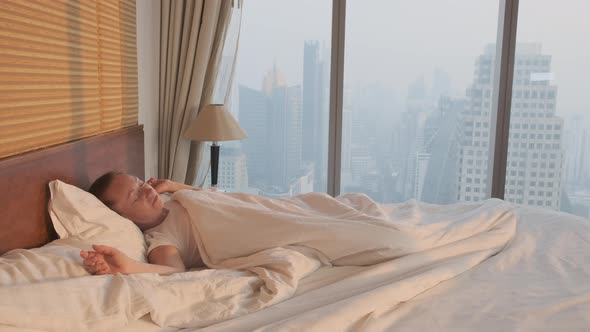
218, 0, 332, 197
340, 0, 501, 204
224, 0, 590, 219
504, 0, 590, 217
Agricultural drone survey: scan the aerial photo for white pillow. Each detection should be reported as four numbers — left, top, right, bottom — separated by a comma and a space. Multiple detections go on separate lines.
0, 240, 87, 286
0, 181, 148, 287
48, 180, 147, 263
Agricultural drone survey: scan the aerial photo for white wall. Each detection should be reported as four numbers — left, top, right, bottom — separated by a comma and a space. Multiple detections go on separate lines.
136, 0, 161, 178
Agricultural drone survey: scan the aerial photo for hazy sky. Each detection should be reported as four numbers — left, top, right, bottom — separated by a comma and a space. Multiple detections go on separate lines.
236, 0, 590, 122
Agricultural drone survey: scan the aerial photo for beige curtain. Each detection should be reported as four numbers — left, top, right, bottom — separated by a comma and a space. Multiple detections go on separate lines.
192, 0, 244, 187
158, 0, 234, 184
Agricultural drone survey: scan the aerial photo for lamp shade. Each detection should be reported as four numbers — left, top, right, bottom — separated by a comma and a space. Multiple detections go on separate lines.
183, 104, 247, 142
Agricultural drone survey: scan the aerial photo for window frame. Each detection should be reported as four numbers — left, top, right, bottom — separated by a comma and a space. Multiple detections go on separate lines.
326, 0, 520, 199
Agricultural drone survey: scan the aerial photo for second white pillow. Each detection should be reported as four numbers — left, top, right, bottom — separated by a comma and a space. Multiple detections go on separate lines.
48, 180, 147, 263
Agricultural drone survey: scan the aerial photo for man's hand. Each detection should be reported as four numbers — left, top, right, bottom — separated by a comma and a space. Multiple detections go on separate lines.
146, 178, 178, 194
81, 244, 187, 276
147, 177, 204, 194
80, 245, 136, 275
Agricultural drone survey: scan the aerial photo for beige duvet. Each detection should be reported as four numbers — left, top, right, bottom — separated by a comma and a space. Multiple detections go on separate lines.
0, 191, 516, 331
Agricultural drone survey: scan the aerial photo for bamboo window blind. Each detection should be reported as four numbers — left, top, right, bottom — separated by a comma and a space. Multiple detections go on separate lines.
0, 0, 138, 159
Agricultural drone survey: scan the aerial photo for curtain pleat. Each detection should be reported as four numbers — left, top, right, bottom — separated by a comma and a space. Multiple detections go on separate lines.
187, 0, 240, 186
159, 0, 235, 184
158, 0, 172, 176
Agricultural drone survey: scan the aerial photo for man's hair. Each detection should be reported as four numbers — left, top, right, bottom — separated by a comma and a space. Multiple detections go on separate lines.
88, 171, 124, 209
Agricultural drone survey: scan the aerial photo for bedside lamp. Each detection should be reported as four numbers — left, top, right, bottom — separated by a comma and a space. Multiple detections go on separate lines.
184, 104, 247, 187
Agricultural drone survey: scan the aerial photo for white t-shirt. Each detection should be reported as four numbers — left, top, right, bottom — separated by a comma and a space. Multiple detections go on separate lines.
143, 201, 203, 268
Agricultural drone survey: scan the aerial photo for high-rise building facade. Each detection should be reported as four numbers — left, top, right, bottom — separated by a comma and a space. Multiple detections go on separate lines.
341, 86, 353, 181
239, 85, 269, 185
401, 78, 432, 201
268, 84, 303, 187
459, 44, 564, 211
458, 45, 494, 202
239, 65, 305, 195
302, 41, 329, 192
564, 114, 590, 191
418, 96, 465, 204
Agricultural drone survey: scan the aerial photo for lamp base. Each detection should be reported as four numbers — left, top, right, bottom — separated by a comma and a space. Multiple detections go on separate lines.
211, 142, 219, 187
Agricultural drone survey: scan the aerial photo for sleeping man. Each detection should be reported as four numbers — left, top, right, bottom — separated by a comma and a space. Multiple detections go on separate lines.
80, 171, 207, 275
81, 171, 517, 278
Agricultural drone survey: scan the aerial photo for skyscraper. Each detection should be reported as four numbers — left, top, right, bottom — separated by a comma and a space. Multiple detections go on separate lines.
458, 46, 494, 203
239, 65, 304, 195
302, 41, 329, 191
562, 113, 590, 217
400, 77, 432, 200
459, 44, 564, 211
564, 114, 590, 191
239, 85, 269, 186
341, 85, 353, 181
418, 96, 465, 204
268, 84, 303, 187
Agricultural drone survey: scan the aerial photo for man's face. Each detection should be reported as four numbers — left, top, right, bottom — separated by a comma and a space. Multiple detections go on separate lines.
102, 174, 164, 229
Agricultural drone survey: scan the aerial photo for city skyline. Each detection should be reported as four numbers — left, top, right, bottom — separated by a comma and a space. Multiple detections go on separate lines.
237, 0, 590, 123
217, 37, 590, 218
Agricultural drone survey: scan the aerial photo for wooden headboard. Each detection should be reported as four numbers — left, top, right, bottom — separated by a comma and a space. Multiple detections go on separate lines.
0, 125, 145, 255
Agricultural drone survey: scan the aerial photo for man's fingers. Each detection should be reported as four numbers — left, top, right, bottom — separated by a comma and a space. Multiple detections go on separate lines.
153, 183, 168, 194
84, 265, 97, 274
83, 260, 95, 267
85, 261, 112, 275
84, 260, 111, 275
96, 262, 111, 275
92, 244, 115, 256
148, 178, 165, 187
82, 251, 110, 275
83, 255, 97, 265
87, 255, 99, 264
82, 251, 98, 260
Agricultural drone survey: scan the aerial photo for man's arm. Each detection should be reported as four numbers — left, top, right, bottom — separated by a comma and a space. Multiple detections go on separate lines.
145, 245, 186, 274
81, 245, 186, 275
147, 178, 205, 194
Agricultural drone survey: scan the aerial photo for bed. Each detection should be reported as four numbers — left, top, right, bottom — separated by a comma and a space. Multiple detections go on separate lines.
1, 126, 589, 332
